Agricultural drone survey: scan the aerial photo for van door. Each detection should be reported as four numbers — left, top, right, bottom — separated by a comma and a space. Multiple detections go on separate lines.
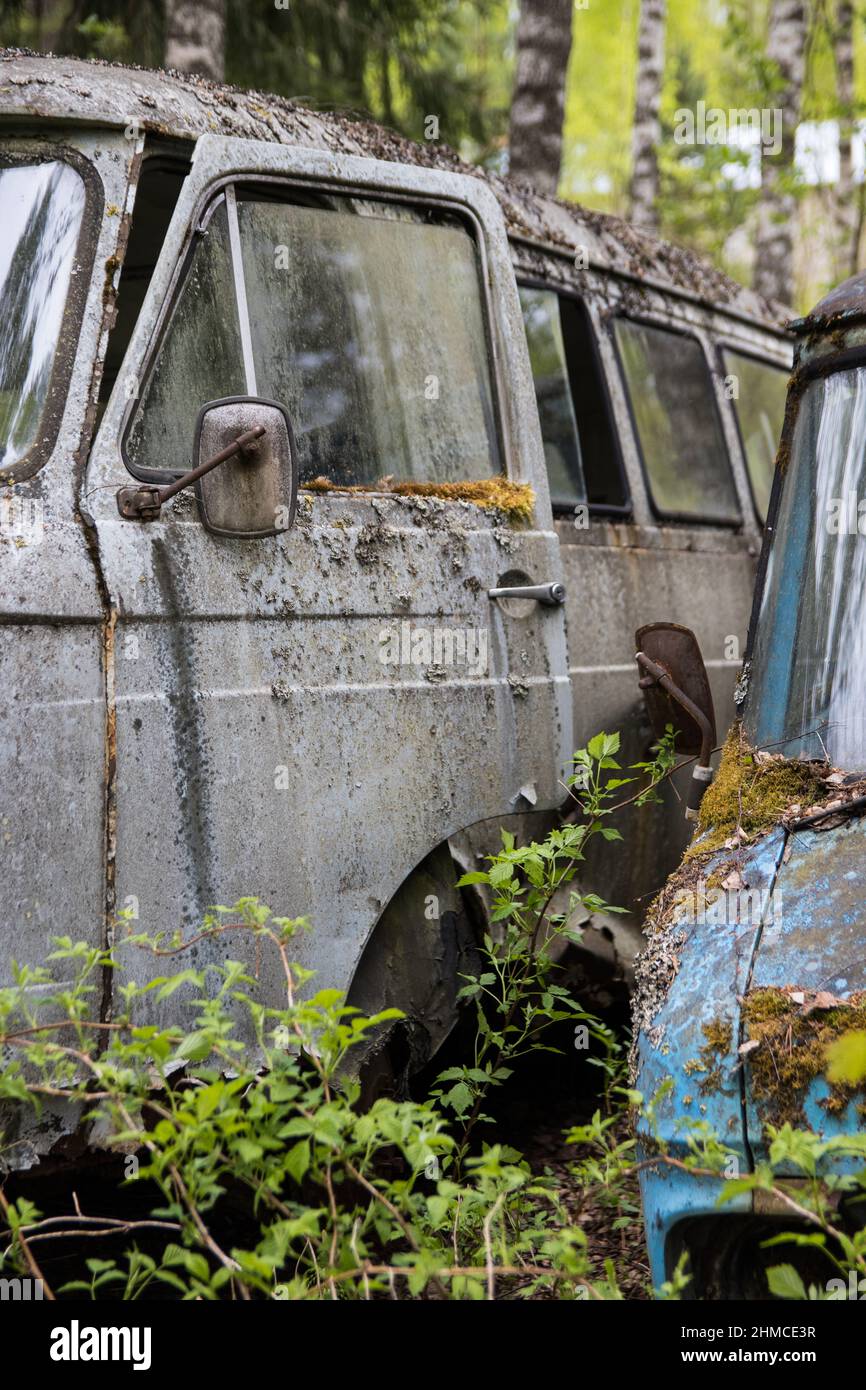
83, 136, 571, 1028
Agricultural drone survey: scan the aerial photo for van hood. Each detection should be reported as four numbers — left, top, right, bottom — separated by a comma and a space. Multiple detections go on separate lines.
635, 813, 866, 1172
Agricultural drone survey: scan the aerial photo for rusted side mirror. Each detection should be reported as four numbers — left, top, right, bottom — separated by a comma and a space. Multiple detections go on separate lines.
195, 396, 298, 539
635, 622, 717, 821
116, 395, 298, 537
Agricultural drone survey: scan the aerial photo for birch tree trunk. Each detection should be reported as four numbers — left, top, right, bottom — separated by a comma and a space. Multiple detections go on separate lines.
832, 0, 859, 279
629, 0, 667, 231
507, 0, 574, 195
753, 0, 807, 306
164, 0, 226, 82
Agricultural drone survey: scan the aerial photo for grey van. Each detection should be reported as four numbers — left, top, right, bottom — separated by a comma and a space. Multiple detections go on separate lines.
0, 53, 790, 1155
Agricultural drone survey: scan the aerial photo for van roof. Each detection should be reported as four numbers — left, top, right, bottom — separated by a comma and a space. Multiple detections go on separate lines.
0, 48, 788, 333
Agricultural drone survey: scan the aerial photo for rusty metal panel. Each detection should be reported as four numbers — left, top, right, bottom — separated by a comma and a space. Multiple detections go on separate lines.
0, 130, 139, 994
745, 818, 866, 1163
635, 828, 786, 1287
558, 520, 758, 913
0, 623, 105, 978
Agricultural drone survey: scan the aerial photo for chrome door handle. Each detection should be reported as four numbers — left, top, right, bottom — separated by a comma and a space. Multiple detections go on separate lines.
488, 582, 566, 607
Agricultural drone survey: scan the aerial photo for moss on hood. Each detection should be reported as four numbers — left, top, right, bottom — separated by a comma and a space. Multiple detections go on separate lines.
685, 726, 825, 859
743, 987, 866, 1126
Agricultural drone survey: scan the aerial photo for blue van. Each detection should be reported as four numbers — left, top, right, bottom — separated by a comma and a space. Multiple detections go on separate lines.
632, 270, 866, 1298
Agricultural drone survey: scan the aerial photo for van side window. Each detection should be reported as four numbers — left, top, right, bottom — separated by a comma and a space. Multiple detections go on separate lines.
126, 187, 502, 486
722, 349, 788, 522
518, 286, 586, 506
0, 159, 89, 479
519, 285, 627, 513
614, 318, 740, 524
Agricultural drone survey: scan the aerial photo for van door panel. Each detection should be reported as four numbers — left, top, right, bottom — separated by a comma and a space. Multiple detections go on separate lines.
85, 138, 571, 1026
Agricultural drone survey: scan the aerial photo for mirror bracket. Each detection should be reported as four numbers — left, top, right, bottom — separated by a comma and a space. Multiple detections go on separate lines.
116, 426, 266, 522
634, 623, 717, 822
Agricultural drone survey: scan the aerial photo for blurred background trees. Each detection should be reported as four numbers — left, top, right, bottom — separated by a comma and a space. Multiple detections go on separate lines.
1, 0, 865, 310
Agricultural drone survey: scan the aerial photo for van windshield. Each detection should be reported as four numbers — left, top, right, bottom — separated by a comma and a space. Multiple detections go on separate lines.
0, 160, 87, 471
746, 366, 866, 768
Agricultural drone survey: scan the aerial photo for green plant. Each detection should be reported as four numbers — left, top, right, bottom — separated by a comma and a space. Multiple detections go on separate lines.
432, 730, 679, 1154
0, 898, 611, 1300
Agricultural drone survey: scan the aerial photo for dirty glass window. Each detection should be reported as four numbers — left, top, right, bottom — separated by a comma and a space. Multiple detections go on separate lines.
518, 286, 586, 506
126, 199, 245, 473
0, 160, 87, 473
127, 191, 501, 486
723, 349, 788, 522
615, 319, 739, 523
235, 193, 501, 485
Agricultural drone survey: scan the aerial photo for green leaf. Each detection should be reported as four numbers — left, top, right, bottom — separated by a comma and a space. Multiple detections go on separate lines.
235, 1138, 264, 1163
285, 1139, 310, 1184
766, 1264, 806, 1300
444, 1081, 473, 1116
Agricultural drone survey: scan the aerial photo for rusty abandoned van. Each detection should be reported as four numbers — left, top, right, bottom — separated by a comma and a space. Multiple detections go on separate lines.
0, 52, 791, 1155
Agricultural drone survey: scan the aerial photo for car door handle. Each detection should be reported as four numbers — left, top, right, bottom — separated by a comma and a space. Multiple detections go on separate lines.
488, 582, 566, 607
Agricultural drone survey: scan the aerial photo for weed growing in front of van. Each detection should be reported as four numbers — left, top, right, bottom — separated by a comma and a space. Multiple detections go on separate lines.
0, 900, 612, 1300
432, 729, 677, 1156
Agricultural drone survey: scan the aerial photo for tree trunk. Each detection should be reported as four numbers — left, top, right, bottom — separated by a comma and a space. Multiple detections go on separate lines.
832, 0, 859, 279
753, 0, 807, 306
164, 0, 226, 82
629, 0, 667, 231
507, 0, 574, 196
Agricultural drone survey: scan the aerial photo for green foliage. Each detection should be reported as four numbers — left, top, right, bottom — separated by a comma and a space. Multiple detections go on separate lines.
0, 727, 677, 1301
0, 0, 165, 67
1, 905, 582, 1300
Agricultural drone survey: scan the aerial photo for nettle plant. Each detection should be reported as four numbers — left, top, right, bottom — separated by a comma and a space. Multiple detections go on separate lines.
3, 727, 860, 1301
431, 729, 676, 1157
0, 904, 601, 1301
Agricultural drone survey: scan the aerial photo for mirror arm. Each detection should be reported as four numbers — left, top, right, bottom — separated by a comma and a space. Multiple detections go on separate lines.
635, 651, 714, 821
116, 425, 266, 521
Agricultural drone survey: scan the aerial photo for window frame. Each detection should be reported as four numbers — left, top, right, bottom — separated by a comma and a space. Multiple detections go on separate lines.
715, 340, 791, 527
611, 312, 742, 528
0, 144, 102, 484
517, 275, 631, 518
121, 174, 508, 488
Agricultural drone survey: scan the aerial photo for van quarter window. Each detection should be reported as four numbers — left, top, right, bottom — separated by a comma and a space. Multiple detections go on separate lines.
722, 349, 788, 523
519, 287, 627, 513
126, 187, 502, 486
518, 286, 586, 507
614, 317, 740, 524
0, 159, 87, 477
